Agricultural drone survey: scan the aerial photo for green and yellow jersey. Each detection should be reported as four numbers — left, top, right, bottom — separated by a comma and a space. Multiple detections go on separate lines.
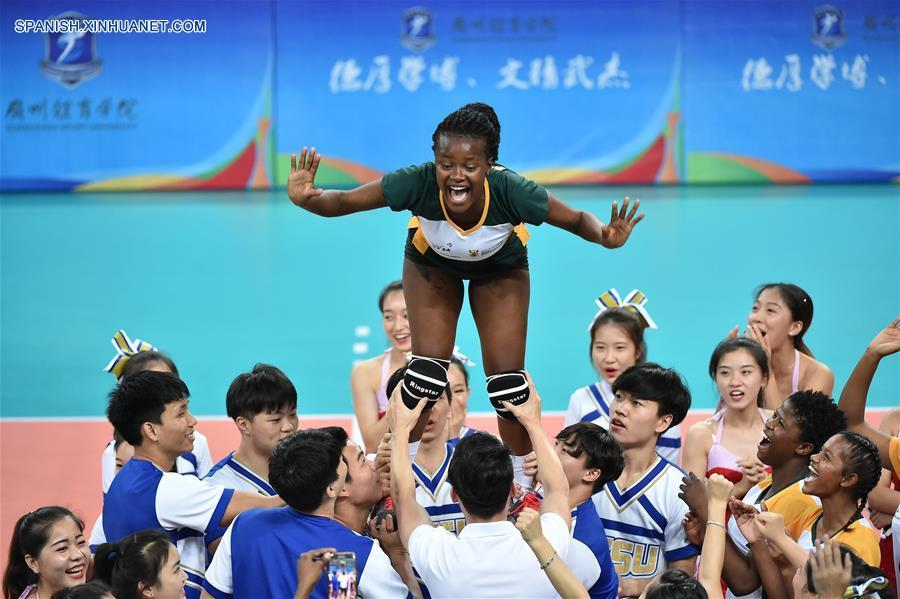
381, 162, 549, 278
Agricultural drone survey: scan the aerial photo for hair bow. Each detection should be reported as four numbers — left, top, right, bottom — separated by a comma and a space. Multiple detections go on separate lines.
842, 576, 889, 598
591, 288, 657, 330
103, 330, 157, 380
452, 345, 476, 367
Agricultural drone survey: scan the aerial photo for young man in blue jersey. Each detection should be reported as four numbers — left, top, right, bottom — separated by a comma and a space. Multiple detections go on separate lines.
593, 363, 697, 599
389, 375, 602, 598
526, 422, 626, 599
101, 371, 286, 599
204, 364, 299, 496
202, 429, 411, 599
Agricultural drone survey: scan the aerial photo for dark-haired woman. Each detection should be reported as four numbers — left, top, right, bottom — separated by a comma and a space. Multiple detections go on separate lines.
93, 530, 186, 599
683, 338, 772, 497
565, 290, 682, 463
2, 507, 88, 599
288, 103, 642, 459
350, 281, 411, 453
739, 284, 834, 409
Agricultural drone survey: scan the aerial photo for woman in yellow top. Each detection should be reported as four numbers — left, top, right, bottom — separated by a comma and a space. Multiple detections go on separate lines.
744, 431, 883, 598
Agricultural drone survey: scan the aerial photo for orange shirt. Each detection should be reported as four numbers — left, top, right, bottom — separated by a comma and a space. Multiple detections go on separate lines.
756, 475, 820, 540
791, 507, 881, 566
889, 436, 900, 478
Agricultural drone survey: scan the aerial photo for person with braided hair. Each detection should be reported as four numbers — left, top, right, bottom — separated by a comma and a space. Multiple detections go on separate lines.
740, 432, 883, 599
287, 102, 643, 465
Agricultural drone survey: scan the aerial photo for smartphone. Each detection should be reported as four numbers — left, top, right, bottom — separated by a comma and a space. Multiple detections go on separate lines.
327, 551, 357, 599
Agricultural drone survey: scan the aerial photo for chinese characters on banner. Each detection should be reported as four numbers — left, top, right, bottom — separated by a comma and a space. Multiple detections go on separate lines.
329, 53, 630, 93
4, 97, 139, 129
742, 53, 884, 92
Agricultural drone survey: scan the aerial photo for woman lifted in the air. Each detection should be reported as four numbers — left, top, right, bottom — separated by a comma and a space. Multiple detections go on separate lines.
288, 102, 644, 459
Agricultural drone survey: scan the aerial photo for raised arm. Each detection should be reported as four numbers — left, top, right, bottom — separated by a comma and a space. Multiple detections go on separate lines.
699, 474, 733, 599
287, 148, 387, 217
838, 318, 900, 469
386, 390, 433, 546
516, 508, 589, 599
501, 376, 570, 525
545, 193, 643, 249
222, 491, 285, 527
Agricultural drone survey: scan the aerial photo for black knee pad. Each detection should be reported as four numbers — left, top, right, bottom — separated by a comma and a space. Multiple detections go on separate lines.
487, 370, 530, 420
400, 356, 449, 409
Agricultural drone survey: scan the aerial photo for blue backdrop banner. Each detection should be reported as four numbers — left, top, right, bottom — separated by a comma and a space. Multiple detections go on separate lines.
1, 1, 898, 190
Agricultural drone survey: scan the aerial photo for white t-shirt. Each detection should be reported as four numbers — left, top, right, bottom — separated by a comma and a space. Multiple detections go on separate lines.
566, 381, 682, 464
407, 512, 595, 598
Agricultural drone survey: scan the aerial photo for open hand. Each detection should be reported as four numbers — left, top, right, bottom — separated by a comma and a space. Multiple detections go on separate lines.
867, 317, 900, 357
745, 324, 772, 361
500, 372, 542, 428
600, 197, 644, 249
387, 384, 427, 434
370, 512, 404, 554
808, 540, 852, 599
288, 147, 324, 207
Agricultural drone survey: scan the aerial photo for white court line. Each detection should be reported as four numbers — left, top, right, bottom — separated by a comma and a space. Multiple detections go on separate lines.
0, 408, 892, 423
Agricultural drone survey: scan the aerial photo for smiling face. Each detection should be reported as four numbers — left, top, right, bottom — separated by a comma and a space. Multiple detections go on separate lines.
244, 405, 299, 459
802, 434, 857, 498
749, 287, 803, 350
148, 398, 197, 456
608, 391, 671, 448
381, 290, 411, 353
591, 323, 641, 384
24, 517, 88, 593
715, 348, 767, 410
758, 398, 807, 466
144, 543, 187, 599
434, 134, 491, 217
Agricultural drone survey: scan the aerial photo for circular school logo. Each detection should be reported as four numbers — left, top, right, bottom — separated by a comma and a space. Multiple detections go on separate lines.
40, 11, 103, 88
811, 5, 847, 50
401, 6, 436, 51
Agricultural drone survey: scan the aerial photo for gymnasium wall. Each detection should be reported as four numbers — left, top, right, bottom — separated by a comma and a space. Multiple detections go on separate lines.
2, 1, 898, 191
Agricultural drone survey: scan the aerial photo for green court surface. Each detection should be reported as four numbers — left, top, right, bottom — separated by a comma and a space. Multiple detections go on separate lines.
1, 184, 897, 418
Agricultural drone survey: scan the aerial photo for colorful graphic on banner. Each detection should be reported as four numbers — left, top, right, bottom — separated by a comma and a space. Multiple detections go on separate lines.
1, 1, 897, 191
275, 0, 683, 187
1, 1, 275, 192
683, 1, 899, 183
